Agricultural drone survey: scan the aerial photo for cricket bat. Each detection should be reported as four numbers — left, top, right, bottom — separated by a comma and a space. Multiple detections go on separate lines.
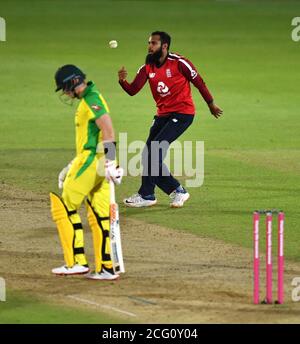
109, 180, 125, 274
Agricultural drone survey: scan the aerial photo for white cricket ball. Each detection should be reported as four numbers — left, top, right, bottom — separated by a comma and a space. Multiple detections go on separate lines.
109, 40, 118, 48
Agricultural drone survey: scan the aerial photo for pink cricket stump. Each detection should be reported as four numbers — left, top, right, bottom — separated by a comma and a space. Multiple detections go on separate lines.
266, 213, 273, 303
277, 212, 284, 304
253, 212, 260, 304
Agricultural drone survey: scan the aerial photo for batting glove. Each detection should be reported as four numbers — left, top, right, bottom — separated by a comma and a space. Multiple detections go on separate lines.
58, 161, 73, 189
104, 160, 124, 185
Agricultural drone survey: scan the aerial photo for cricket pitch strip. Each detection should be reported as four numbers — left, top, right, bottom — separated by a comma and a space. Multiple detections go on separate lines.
0, 183, 300, 323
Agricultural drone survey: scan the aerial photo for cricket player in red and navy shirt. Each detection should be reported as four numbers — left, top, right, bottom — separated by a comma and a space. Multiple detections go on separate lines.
119, 31, 223, 208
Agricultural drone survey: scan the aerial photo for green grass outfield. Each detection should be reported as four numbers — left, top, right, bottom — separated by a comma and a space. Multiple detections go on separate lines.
0, 291, 123, 324
0, 0, 300, 322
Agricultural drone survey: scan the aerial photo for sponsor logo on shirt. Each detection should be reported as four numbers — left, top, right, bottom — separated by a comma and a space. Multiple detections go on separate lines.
91, 104, 102, 111
157, 81, 170, 97
149, 73, 156, 78
191, 70, 197, 79
166, 69, 172, 78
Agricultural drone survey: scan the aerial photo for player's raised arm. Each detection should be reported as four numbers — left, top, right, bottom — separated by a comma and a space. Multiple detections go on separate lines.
118, 66, 128, 81
118, 65, 148, 96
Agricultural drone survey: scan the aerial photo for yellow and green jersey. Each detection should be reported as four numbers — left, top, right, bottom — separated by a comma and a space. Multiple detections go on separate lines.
75, 81, 109, 156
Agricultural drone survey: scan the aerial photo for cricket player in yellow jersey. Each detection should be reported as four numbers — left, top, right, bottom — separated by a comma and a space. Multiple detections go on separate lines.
50, 64, 123, 280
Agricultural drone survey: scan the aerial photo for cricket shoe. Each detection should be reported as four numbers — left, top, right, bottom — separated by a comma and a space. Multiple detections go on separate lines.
123, 193, 157, 208
170, 188, 190, 208
52, 264, 90, 276
86, 267, 119, 281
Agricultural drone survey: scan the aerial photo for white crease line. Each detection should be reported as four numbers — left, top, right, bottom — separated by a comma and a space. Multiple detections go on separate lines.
67, 295, 137, 317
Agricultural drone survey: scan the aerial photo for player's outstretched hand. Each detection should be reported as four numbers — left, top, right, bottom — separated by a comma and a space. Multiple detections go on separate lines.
208, 102, 223, 119
118, 66, 128, 82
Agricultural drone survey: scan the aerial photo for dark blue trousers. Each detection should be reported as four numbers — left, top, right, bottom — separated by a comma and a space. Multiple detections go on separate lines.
138, 113, 194, 197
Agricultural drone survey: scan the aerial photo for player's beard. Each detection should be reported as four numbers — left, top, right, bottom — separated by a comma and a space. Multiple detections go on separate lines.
145, 47, 163, 66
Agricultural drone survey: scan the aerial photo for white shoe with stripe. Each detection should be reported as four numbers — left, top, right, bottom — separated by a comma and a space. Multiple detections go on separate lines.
123, 194, 157, 208
52, 264, 90, 275
170, 190, 190, 208
86, 268, 119, 281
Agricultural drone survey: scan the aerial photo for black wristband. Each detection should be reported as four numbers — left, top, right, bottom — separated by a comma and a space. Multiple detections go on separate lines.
103, 141, 117, 160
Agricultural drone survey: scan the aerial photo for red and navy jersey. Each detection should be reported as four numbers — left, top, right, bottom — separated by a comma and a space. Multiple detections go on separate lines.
119, 52, 213, 116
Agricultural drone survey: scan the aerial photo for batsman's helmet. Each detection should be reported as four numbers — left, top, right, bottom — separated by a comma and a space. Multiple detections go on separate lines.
55, 64, 86, 92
